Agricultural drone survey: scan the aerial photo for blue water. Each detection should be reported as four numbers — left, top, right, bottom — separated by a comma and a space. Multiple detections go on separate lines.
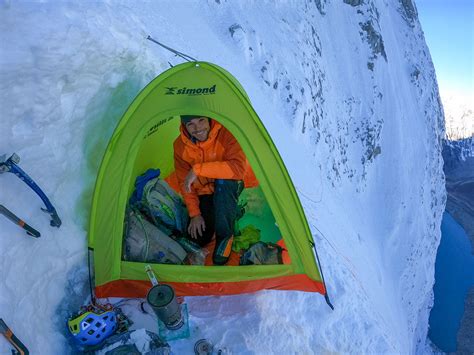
428, 212, 474, 352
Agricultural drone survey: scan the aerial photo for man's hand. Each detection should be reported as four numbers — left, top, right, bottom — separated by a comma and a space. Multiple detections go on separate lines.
184, 170, 197, 193
188, 215, 205, 239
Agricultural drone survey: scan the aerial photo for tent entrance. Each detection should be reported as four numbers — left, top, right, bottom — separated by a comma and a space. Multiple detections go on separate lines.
124, 115, 287, 267
90, 62, 327, 298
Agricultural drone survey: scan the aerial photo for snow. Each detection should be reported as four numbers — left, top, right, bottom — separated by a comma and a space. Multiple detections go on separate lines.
0, 1, 445, 354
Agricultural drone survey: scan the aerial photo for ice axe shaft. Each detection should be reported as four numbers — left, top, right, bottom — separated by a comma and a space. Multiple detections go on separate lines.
0, 204, 40, 238
0, 318, 29, 355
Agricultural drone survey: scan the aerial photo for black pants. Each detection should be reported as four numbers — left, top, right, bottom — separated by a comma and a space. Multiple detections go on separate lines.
193, 179, 243, 247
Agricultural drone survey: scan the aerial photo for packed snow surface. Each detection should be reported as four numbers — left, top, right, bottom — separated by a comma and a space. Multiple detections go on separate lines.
0, 1, 445, 353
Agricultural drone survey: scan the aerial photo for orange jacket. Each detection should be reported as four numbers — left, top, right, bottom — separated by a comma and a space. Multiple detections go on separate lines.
173, 120, 258, 217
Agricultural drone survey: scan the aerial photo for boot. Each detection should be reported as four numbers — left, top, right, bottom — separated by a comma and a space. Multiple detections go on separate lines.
213, 235, 234, 265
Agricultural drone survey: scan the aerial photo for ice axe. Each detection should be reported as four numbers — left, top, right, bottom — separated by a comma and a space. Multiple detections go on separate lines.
0, 153, 61, 227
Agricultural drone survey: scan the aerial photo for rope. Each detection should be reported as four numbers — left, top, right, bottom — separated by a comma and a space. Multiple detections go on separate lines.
147, 35, 197, 62
295, 165, 324, 205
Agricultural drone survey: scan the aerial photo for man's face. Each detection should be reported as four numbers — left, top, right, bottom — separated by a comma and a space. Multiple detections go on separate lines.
184, 117, 211, 142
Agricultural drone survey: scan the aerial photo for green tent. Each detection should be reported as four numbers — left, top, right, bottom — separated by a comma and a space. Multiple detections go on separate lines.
88, 61, 328, 298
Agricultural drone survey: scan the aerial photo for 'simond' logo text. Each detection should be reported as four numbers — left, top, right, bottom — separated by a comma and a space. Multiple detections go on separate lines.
165, 84, 216, 96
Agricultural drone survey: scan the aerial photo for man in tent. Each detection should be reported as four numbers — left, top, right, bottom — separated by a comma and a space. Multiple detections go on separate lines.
173, 115, 258, 265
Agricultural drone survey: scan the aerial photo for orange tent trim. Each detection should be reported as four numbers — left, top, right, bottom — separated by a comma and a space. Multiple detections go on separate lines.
96, 274, 326, 298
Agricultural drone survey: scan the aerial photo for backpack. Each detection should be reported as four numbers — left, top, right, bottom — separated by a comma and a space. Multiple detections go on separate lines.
129, 169, 189, 236
240, 242, 284, 265
142, 178, 189, 235
123, 208, 187, 264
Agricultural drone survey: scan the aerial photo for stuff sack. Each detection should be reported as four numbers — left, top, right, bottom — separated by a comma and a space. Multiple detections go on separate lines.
232, 225, 261, 253
123, 208, 187, 264
240, 241, 284, 265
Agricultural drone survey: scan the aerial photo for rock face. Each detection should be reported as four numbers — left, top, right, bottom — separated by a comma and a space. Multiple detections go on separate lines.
343, 0, 363, 6
400, 0, 418, 23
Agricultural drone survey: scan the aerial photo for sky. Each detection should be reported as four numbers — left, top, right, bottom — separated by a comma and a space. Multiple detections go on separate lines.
415, 0, 474, 97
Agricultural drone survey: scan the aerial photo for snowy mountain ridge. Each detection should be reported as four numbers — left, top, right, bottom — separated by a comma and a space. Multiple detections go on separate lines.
0, 1, 445, 353
443, 136, 474, 168
442, 91, 473, 141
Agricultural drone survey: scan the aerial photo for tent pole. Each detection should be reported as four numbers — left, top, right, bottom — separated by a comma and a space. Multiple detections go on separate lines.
312, 241, 334, 310
146, 35, 197, 62
87, 247, 97, 305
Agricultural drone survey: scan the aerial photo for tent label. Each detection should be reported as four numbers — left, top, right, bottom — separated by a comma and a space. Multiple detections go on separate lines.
165, 84, 216, 96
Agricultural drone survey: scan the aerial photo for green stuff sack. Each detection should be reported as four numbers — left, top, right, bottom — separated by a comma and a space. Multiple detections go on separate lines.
232, 225, 261, 252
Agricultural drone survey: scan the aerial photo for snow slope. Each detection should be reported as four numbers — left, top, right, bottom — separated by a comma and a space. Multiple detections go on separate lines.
0, 1, 445, 353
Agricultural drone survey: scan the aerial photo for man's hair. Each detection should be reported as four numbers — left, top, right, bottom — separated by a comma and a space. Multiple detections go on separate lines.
181, 115, 211, 124
181, 115, 200, 124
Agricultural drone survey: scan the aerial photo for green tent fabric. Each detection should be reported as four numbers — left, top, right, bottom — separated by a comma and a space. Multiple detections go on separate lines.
88, 61, 327, 297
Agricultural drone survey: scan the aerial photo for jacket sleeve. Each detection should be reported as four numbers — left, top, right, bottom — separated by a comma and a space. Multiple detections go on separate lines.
192, 131, 246, 180
174, 144, 201, 217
